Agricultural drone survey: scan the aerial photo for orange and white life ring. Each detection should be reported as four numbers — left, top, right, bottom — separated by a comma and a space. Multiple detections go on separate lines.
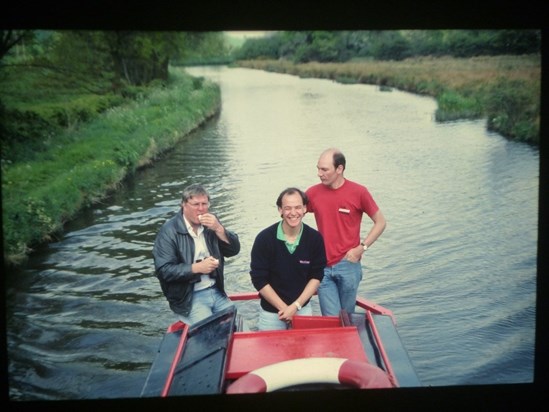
226, 357, 394, 394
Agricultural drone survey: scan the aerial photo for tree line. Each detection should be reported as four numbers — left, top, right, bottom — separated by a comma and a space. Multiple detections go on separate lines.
3, 30, 540, 89
0, 29, 541, 163
1, 30, 228, 89
233, 30, 541, 62
0, 30, 228, 162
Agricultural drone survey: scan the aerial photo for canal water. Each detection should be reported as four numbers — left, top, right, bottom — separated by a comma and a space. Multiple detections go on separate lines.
5, 66, 539, 400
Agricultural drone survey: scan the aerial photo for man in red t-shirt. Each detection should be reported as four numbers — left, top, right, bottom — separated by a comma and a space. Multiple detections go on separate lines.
306, 148, 386, 316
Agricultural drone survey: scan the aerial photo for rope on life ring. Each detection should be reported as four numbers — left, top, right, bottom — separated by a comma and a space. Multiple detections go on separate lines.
226, 357, 394, 394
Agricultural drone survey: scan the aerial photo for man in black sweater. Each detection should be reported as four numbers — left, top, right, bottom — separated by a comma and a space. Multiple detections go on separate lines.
250, 187, 327, 330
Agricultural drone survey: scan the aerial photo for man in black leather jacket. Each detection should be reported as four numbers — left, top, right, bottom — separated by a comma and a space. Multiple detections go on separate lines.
153, 184, 240, 325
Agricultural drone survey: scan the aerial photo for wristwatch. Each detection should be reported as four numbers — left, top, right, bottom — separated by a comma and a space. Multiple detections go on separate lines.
360, 242, 368, 252
293, 301, 302, 311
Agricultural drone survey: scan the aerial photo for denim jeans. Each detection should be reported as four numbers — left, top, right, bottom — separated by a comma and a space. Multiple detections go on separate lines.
258, 304, 313, 331
318, 259, 363, 316
177, 287, 235, 326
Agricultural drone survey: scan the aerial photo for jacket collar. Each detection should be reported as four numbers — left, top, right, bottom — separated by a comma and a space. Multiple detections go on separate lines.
175, 211, 190, 235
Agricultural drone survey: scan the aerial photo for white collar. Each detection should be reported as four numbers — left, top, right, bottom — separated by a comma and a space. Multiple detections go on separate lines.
183, 215, 203, 237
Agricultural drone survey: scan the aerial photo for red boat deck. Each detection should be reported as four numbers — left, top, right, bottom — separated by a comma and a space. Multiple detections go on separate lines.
226, 322, 368, 379
141, 297, 421, 397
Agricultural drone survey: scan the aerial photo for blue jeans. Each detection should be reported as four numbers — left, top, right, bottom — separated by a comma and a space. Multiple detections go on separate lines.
318, 259, 363, 316
258, 304, 313, 331
177, 287, 235, 326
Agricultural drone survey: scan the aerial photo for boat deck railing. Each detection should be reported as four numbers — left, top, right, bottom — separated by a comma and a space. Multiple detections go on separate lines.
228, 291, 400, 387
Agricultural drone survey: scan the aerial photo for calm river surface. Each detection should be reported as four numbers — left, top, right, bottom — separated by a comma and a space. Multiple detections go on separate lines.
6, 66, 539, 401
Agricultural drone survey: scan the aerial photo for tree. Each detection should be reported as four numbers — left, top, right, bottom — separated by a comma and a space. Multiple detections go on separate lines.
233, 34, 281, 61
174, 32, 232, 65
404, 30, 446, 56
49, 31, 184, 92
0, 30, 34, 61
369, 31, 411, 60
294, 31, 340, 63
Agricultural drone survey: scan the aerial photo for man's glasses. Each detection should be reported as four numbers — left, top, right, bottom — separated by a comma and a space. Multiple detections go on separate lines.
186, 201, 210, 208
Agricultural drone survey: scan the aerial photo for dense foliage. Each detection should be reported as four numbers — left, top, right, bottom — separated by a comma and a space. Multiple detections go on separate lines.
0, 30, 226, 163
233, 30, 541, 63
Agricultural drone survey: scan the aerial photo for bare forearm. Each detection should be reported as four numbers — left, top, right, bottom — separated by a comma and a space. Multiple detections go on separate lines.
362, 210, 386, 247
294, 279, 320, 308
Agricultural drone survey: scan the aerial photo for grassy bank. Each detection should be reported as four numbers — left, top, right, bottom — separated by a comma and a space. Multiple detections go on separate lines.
235, 55, 540, 145
2, 68, 220, 265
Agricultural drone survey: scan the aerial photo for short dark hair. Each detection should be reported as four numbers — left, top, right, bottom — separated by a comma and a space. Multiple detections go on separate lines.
181, 184, 210, 203
333, 150, 346, 170
276, 187, 308, 208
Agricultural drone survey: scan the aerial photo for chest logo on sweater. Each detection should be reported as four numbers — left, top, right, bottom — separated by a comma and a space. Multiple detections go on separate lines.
338, 208, 350, 214
299, 260, 310, 265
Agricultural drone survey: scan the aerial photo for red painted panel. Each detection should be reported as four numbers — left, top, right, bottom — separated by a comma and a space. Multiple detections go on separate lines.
226, 327, 368, 379
292, 315, 341, 329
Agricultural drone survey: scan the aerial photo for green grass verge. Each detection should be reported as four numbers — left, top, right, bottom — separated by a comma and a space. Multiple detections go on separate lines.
2, 68, 220, 265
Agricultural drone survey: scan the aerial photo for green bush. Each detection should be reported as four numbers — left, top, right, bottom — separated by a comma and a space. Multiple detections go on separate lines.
37, 94, 126, 127
0, 105, 60, 162
435, 90, 483, 121
192, 76, 204, 90
485, 79, 540, 143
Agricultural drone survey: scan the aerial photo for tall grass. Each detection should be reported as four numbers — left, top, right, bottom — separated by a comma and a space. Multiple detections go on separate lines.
2, 68, 220, 265
235, 55, 540, 144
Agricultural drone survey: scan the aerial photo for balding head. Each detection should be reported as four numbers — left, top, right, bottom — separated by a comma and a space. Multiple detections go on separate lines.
320, 148, 346, 171
317, 148, 346, 188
